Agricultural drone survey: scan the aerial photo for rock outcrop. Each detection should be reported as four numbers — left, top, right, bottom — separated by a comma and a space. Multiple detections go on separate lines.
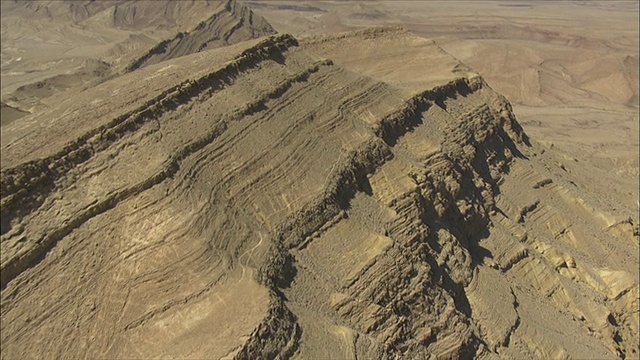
125, 0, 275, 72
1, 0, 274, 116
1, 28, 637, 359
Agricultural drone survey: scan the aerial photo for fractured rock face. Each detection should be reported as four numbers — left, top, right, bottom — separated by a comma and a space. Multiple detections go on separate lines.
1, 27, 637, 359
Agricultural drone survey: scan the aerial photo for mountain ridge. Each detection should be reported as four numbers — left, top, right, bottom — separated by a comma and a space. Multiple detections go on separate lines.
1, 25, 637, 359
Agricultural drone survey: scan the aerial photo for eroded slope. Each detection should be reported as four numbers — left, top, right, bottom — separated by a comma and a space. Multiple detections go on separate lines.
125, 0, 275, 72
0, 0, 273, 116
1, 28, 638, 359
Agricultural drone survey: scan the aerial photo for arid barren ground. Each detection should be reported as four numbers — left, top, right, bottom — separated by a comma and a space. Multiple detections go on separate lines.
1, 1, 638, 359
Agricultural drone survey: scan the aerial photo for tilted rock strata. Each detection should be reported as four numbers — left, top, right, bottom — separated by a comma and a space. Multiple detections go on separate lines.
125, 0, 275, 72
1, 0, 275, 116
1, 28, 637, 359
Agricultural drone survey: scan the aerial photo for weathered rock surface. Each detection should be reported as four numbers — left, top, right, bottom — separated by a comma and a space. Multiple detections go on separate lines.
125, 0, 275, 72
1, 27, 637, 359
1, 0, 274, 114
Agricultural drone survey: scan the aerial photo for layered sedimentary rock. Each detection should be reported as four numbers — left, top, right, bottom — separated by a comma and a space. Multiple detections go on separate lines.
1, 0, 274, 115
125, 0, 275, 72
1, 28, 637, 359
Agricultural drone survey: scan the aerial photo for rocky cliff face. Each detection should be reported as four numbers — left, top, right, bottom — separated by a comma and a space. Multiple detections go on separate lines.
125, 0, 276, 72
1, 28, 637, 359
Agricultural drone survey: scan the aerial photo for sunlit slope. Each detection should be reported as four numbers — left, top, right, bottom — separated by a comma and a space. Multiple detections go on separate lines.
1, 28, 637, 359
